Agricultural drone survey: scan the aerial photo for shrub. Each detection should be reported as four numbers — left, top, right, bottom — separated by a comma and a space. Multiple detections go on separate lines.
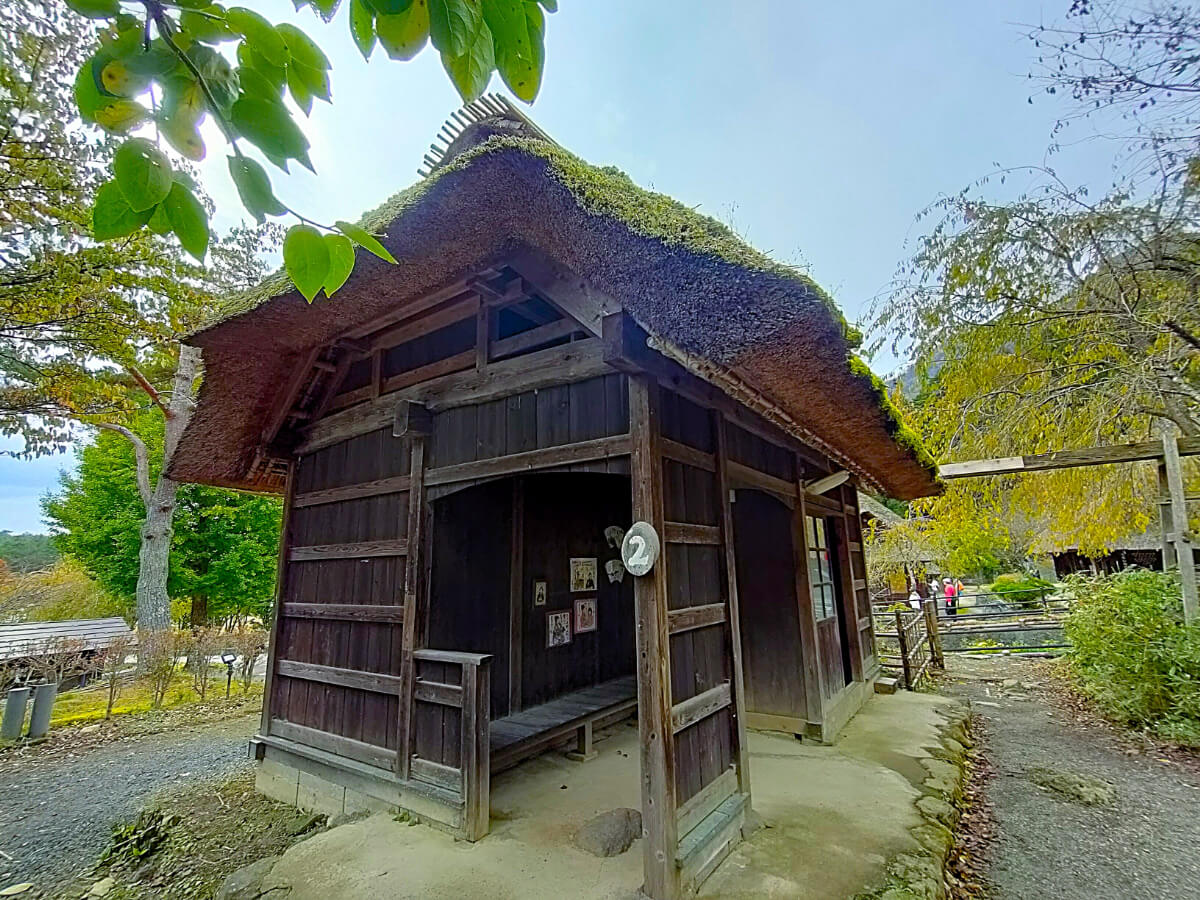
987, 572, 1053, 607
1063, 569, 1200, 744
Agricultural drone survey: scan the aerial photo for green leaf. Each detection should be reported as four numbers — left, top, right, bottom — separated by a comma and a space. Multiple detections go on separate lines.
163, 182, 210, 260
276, 23, 331, 70
335, 220, 397, 264
74, 61, 107, 121
484, 0, 542, 101
147, 204, 173, 236
322, 234, 355, 295
185, 44, 240, 112
235, 64, 282, 103
92, 180, 154, 240
160, 110, 206, 160
284, 225, 331, 302
226, 7, 290, 66
442, 16, 492, 101
230, 96, 309, 166
376, 0, 429, 60
363, 0, 412, 14
349, 0, 376, 59
429, 0, 479, 57
95, 99, 150, 133
286, 65, 313, 115
114, 138, 173, 212
180, 6, 237, 43
65, 0, 120, 18
290, 58, 331, 102
228, 156, 288, 223
538, 0, 555, 11
99, 57, 150, 97
123, 41, 183, 79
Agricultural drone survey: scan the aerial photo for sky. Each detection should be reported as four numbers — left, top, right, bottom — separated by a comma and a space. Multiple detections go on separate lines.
0, 0, 1125, 533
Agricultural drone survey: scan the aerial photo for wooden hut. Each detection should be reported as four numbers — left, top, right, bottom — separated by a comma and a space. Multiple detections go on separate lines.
171, 97, 939, 899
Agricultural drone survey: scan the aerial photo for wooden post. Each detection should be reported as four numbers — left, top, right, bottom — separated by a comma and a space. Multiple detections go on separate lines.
1159, 462, 1176, 568
714, 416, 751, 801
923, 599, 943, 669
894, 610, 911, 690
397, 434, 428, 779
508, 478, 524, 713
792, 483, 826, 723
260, 462, 295, 736
461, 657, 491, 840
628, 375, 680, 900
1162, 431, 1198, 625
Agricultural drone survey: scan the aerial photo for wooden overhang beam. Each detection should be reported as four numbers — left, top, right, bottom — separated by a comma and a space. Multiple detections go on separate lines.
938, 437, 1200, 480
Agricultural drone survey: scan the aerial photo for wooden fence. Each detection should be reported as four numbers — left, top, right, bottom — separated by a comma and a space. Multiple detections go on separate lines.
873, 600, 943, 690
407, 649, 491, 840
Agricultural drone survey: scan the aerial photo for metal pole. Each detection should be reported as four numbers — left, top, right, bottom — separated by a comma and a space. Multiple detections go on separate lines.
225, 663, 233, 699
27, 682, 57, 738
1162, 431, 1199, 626
1, 686, 30, 741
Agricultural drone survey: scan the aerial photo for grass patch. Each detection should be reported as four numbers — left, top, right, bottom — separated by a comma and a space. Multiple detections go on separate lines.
52, 769, 326, 900
51, 669, 255, 728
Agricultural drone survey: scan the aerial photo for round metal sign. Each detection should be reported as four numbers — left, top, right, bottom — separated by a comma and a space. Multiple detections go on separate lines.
621, 521, 661, 577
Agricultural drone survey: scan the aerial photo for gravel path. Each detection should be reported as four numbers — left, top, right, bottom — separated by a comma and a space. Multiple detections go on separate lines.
943, 656, 1200, 900
0, 714, 257, 892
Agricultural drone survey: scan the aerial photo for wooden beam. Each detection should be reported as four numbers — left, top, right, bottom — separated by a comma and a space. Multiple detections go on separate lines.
939, 436, 1200, 479
663, 522, 722, 545
268, 718, 397, 770
368, 295, 479, 351
410, 757, 463, 794
424, 435, 630, 486
792, 465, 827, 724
715, 415, 751, 801
394, 401, 433, 438
276, 659, 404, 695
299, 339, 610, 454
660, 438, 716, 472
805, 470, 849, 495
491, 318, 580, 360
262, 347, 323, 445
396, 435, 428, 779
288, 538, 407, 562
667, 603, 727, 635
261, 463, 295, 738
508, 245, 622, 336
1163, 431, 1199, 625
628, 375, 680, 900
281, 603, 405, 624
381, 350, 475, 395
460, 658, 491, 840
413, 679, 464, 707
292, 475, 410, 509
727, 460, 797, 504
670, 682, 732, 734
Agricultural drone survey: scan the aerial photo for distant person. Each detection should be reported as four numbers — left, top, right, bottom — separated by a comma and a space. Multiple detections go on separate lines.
944, 578, 958, 616
907, 589, 922, 610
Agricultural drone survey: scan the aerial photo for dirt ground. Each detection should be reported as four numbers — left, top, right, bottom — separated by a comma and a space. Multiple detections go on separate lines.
941, 655, 1200, 900
0, 713, 259, 893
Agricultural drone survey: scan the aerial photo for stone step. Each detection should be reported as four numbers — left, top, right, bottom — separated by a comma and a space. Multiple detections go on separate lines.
874, 677, 900, 695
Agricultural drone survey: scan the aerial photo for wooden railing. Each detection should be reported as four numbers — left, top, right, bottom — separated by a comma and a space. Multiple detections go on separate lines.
873, 600, 943, 689
408, 649, 492, 840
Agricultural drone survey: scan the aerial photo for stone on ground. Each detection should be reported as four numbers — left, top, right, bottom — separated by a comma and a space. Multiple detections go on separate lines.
573, 807, 642, 857
87, 877, 115, 897
217, 855, 281, 900
1026, 767, 1116, 806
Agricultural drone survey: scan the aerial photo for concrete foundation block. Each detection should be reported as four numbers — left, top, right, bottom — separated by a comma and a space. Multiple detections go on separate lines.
343, 787, 394, 817
298, 770, 347, 818
256, 757, 300, 808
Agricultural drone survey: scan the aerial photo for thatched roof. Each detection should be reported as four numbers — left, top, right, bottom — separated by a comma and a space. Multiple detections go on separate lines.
171, 107, 940, 500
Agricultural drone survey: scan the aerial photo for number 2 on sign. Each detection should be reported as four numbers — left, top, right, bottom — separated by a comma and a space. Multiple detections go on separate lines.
628, 536, 649, 567
621, 521, 660, 576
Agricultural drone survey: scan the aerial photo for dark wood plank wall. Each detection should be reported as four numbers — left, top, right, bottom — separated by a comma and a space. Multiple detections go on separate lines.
270, 426, 412, 766
428, 373, 629, 469
658, 390, 735, 807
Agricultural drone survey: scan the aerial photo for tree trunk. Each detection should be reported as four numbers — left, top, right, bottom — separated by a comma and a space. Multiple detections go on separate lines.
132, 343, 203, 633
190, 596, 208, 628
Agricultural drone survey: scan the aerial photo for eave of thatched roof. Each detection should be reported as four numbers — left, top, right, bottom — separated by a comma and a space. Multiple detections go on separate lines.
171, 134, 940, 500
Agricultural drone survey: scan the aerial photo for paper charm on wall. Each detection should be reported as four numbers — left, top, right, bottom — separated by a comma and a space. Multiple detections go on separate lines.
574, 597, 597, 633
570, 557, 598, 592
605, 559, 625, 584
533, 580, 547, 606
604, 525, 626, 549
547, 610, 571, 648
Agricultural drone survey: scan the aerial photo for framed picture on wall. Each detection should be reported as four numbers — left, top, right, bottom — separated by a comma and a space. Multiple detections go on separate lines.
574, 597, 597, 634
547, 610, 572, 648
533, 580, 547, 606
570, 557, 598, 592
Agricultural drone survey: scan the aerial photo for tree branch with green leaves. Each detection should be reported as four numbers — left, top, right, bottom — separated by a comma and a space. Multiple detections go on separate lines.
69, 0, 555, 301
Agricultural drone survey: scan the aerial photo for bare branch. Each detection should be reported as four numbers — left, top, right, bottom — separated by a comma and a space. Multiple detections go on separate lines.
95, 422, 152, 509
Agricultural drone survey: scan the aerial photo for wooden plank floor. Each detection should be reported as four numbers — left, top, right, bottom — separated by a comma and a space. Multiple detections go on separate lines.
490, 675, 637, 754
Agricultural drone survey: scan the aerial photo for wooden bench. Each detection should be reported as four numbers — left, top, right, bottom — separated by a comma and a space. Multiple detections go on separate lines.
489, 675, 637, 773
